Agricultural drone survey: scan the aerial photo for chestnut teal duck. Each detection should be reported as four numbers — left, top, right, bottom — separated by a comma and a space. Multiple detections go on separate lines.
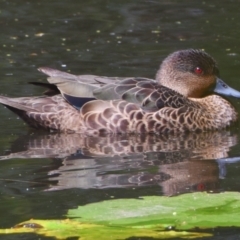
0, 49, 240, 135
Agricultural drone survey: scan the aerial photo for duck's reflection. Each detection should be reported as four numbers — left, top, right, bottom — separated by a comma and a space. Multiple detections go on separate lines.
1, 131, 238, 196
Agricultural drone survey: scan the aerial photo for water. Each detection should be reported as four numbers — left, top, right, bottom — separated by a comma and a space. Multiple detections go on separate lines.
1, 0, 240, 239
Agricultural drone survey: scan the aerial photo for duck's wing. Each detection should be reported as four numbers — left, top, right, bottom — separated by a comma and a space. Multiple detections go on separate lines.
38, 67, 126, 96
38, 68, 159, 109
38, 67, 195, 112
95, 78, 197, 112
38, 67, 101, 98
38, 67, 128, 108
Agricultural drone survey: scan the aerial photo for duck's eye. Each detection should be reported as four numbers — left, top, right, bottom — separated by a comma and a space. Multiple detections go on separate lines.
194, 67, 203, 75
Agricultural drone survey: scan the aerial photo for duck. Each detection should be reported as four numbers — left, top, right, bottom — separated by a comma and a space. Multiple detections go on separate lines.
0, 49, 240, 135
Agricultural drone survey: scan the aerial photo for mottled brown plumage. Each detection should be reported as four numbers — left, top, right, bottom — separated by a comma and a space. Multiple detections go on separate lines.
0, 49, 240, 134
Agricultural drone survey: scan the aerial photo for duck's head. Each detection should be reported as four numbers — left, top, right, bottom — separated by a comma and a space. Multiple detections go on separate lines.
156, 49, 240, 98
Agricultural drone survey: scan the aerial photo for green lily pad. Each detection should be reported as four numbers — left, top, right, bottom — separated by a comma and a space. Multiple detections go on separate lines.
0, 219, 210, 239
68, 192, 240, 230
1, 192, 240, 239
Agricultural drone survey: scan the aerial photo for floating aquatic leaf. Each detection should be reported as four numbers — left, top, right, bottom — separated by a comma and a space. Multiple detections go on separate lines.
1, 192, 240, 239
68, 192, 240, 230
0, 219, 210, 239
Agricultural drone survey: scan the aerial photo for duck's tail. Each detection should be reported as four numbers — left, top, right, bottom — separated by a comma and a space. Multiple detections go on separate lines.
0, 96, 46, 129
0, 96, 37, 112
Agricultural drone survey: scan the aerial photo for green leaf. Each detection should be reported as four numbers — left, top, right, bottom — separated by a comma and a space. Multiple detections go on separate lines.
0, 219, 211, 239
68, 192, 240, 230
1, 192, 240, 239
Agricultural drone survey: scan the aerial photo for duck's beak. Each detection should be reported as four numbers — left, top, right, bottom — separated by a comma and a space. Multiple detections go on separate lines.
213, 78, 240, 98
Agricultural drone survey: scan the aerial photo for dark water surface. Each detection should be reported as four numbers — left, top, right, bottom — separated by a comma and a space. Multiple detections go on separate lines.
1, 0, 240, 239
